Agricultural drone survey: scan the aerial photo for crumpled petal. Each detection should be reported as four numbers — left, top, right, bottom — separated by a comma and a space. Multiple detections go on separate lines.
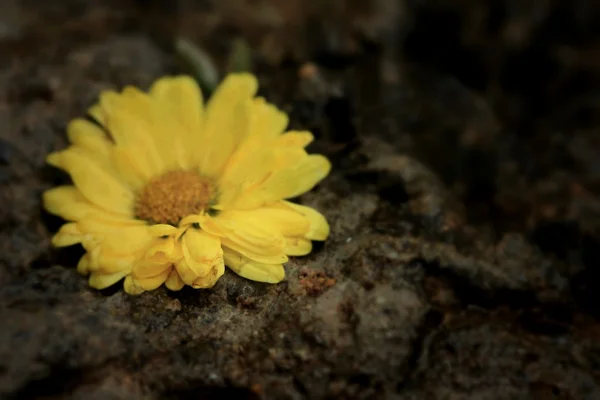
165, 269, 185, 291
276, 201, 330, 241
223, 248, 285, 283
175, 229, 225, 288
131, 267, 172, 292
89, 270, 128, 290
205, 211, 288, 264
284, 237, 313, 256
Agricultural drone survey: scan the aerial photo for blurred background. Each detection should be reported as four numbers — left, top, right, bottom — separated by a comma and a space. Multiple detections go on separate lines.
2, 0, 600, 399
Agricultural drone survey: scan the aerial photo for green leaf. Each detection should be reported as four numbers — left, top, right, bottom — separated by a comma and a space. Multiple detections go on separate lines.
175, 37, 220, 95
227, 38, 253, 74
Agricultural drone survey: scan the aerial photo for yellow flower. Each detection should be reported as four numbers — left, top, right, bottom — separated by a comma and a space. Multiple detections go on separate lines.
43, 73, 331, 295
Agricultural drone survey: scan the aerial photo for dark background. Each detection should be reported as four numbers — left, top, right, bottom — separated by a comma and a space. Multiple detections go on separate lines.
1, 0, 600, 399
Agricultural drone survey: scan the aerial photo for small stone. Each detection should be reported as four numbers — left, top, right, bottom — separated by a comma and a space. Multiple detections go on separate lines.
165, 299, 182, 312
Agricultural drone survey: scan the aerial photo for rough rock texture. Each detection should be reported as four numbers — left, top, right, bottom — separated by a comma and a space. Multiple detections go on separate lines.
2, 0, 600, 399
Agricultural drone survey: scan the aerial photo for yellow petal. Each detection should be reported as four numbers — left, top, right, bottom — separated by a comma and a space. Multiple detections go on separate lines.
279, 201, 330, 241
179, 214, 205, 227
180, 229, 223, 281
111, 147, 149, 189
213, 210, 283, 250
218, 147, 277, 206
43, 186, 132, 222
247, 97, 288, 142
148, 224, 179, 237
47, 149, 134, 216
77, 218, 145, 233
145, 236, 175, 258
203, 98, 253, 177
150, 76, 204, 168
175, 257, 224, 289
43, 186, 92, 221
194, 215, 225, 237
266, 154, 331, 199
221, 147, 304, 189
51, 223, 83, 247
195, 262, 224, 288
210, 210, 288, 264
132, 267, 172, 291
88, 248, 139, 275
80, 224, 151, 275
173, 258, 194, 286
89, 270, 128, 290
284, 237, 312, 256
224, 249, 285, 283
77, 254, 90, 275
246, 207, 310, 237
103, 225, 154, 254
272, 147, 308, 170
77, 222, 152, 254
123, 275, 145, 295
120, 87, 165, 151
219, 240, 287, 265
212, 73, 258, 102
165, 269, 185, 291
99, 90, 164, 177
176, 258, 225, 289
199, 73, 257, 176
275, 131, 314, 148
133, 257, 172, 279
88, 104, 106, 126
66, 119, 112, 163
224, 150, 330, 210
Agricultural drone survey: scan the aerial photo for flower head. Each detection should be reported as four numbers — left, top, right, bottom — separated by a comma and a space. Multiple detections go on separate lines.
43, 73, 331, 295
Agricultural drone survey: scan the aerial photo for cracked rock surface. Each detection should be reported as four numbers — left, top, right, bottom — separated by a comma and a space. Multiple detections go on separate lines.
2, 1, 600, 399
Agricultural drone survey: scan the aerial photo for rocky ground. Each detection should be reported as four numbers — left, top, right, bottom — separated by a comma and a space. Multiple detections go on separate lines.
2, 0, 600, 399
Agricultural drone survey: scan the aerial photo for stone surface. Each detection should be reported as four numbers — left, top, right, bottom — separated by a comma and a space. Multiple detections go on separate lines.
1, 1, 600, 399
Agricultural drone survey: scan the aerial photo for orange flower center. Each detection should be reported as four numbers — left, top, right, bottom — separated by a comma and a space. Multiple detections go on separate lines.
135, 170, 216, 225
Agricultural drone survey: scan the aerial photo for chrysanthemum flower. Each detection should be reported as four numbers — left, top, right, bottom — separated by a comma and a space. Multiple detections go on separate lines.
43, 73, 331, 295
